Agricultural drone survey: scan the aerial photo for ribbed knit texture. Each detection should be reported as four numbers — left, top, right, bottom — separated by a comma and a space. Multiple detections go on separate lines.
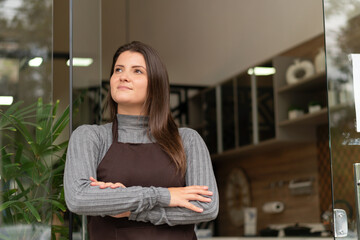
64, 114, 219, 226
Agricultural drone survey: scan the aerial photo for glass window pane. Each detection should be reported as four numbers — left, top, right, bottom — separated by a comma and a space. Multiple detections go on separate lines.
71, 0, 102, 239
324, 0, 360, 238
0, 0, 56, 238
221, 79, 235, 151
237, 73, 252, 146
256, 63, 275, 142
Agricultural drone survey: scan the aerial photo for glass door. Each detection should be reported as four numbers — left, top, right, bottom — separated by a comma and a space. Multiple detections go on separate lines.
69, 0, 102, 239
0, 0, 57, 239
323, 0, 360, 239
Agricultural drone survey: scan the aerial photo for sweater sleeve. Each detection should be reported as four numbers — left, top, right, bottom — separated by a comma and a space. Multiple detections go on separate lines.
64, 125, 170, 216
128, 128, 219, 226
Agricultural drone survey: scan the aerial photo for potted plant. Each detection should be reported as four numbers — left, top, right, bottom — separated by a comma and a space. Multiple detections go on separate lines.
0, 98, 74, 239
288, 106, 304, 120
308, 101, 322, 114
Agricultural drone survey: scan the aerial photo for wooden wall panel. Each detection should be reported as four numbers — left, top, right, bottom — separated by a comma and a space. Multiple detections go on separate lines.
214, 143, 321, 236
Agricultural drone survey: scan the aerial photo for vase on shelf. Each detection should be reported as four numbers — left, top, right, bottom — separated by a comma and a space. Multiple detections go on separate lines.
286, 59, 315, 85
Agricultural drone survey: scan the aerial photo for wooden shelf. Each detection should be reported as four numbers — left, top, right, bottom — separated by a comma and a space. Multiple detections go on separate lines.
277, 71, 326, 93
211, 138, 300, 161
278, 107, 328, 127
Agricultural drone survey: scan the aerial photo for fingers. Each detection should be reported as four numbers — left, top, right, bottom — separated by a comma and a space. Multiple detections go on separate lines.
89, 177, 126, 189
89, 177, 97, 182
185, 189, 213, 196
110, 211, 131, 218
99, 182, 126, 189
183, 202, 204, 213
168, 186, 213, 213
185, 185, 210, 191
90, 180, 105, 186
110, 182, 126, 189
181, 186, 213, 196
189, 194, 212, 203
100, 182, 113, 189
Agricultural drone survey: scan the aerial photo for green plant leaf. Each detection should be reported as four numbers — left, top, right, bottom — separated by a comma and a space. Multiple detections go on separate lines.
54, 211, 65, 223
36, 100, 54, 145
40, 199, 66, 212
1, 98, 71, 226
2, 189, 18, 201
23, 210, 31, 223
0, 200, 18, 211
49, 108, 70, 144
0, 101, 23, 127
1, 147, 11, 165
8, 115, 38, 154
14, 143, 24, 162
41, 141, 68, 156
24, 201, 41, 222
11, 187, 31, 201
14, 179, 26, 197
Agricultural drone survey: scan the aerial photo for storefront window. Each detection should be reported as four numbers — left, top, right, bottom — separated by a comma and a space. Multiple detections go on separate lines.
0, 0, 64, 239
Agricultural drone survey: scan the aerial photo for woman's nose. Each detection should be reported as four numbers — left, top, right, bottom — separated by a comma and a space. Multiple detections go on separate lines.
119, 71, 130, 82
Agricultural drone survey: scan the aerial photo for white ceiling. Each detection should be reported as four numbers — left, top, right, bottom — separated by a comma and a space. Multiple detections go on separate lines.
72, 0, 324, 88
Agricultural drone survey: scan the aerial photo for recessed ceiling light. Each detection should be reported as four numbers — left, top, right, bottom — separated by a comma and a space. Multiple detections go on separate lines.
248, 67, 276, 76
0, 96, 14, 105
28, 57, 43, 67
66, 58, 93, 67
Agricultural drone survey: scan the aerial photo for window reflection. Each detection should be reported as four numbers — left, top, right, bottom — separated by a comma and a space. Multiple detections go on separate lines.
0, 0, 59, 239
324, 0, 360, 237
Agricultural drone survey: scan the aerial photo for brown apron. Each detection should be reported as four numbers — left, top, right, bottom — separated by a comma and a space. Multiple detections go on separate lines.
87, 121, 197, 240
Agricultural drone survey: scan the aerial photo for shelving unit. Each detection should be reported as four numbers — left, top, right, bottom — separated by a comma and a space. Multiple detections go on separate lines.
278, 107, 328, 127
211, 138, 288, 161
277, 71, 326, 93
273, 35, 327, 143
187, 34, 327, 156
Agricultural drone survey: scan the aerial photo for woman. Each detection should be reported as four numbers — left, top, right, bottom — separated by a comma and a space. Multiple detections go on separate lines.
64, 41, 219, 239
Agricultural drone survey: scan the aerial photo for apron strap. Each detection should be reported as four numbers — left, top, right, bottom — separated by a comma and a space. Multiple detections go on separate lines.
112, 117, 118, 143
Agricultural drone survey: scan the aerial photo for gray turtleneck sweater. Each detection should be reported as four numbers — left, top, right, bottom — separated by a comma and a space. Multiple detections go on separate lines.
64, 114, 218, 226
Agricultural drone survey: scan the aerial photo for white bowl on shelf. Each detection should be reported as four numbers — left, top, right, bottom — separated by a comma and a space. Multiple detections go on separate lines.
308, 105, 321, 113
288, 109, 304, 120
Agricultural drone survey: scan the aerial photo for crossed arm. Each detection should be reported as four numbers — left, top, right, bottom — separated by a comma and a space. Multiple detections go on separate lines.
90, 177, 212, 216
64, 125, 218, 225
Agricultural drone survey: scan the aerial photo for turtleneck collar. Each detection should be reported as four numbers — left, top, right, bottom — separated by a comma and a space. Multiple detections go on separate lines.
116, 114, 149, 129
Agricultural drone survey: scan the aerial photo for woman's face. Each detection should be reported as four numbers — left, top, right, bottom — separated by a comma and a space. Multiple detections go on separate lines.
110, 51, 148, 115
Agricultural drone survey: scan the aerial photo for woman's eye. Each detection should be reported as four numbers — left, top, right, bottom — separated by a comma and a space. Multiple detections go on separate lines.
115, 68, 122, 73
135, 69, 143, 74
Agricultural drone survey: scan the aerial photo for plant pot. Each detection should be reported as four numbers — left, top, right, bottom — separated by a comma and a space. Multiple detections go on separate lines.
308, 104, 321, 113
288, 109, 304, 120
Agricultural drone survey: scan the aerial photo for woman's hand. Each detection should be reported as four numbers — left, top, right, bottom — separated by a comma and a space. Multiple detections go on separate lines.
89, 177, 126, 189
111, 211, 131, 218
89, 177, 130, 218
168, 186, 213, 213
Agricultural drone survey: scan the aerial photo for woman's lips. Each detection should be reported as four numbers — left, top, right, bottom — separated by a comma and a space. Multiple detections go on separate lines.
117, 86, 132, 90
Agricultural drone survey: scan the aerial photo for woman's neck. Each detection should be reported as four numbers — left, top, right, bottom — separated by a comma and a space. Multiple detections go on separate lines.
116, 114, 149, 129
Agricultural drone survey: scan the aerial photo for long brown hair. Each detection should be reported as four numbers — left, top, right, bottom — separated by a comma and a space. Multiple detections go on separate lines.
105, 41, 186, 176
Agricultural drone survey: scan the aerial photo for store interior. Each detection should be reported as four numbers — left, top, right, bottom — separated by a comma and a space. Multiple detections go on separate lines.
3, 0, 359, 239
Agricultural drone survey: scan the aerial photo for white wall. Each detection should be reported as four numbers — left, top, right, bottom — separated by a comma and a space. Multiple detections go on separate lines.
102, 0, 127, 81
103, 0, 323, 86
56, 0, 324, 88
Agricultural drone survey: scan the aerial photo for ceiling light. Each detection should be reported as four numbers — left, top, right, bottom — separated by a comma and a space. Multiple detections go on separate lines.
0, 96, 14, 105
248, 67, 276, 76
28, 57, 43, 67
66, 58, 93, 67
